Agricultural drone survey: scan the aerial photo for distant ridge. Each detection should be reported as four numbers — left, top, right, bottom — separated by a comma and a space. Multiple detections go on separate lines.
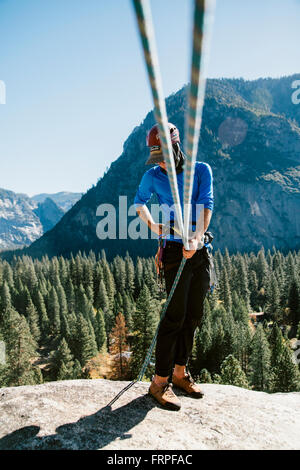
0, 189, 82, 250
32, 192, 83, 212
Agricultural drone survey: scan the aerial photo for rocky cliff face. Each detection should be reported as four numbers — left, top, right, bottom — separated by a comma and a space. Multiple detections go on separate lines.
3, 74, 300, 259
33, 197, 64, 233
0, 189, 66, 250
0, 380, 299, 450
0, 189, 43, 250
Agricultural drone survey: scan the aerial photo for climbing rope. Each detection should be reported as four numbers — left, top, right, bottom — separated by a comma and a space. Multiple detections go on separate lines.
106, 257, 186, 408
132, 0, 185, 246
183, 0, 216, 243
105, 0, 215, 408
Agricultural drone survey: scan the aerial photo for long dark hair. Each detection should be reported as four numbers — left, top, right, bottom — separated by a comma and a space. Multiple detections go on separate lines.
159, 143, 185, 175
173, 142, 185, 174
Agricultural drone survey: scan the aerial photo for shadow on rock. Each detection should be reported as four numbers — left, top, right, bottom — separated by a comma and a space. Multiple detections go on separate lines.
0, 394, 155, 450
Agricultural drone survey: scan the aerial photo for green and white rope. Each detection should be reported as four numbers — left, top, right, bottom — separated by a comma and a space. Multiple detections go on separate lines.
132, 0, 185, 245
106, 257, 186, 408
136, 256, 186, 381
105, 0, 215, 408
183, 0, 215, 243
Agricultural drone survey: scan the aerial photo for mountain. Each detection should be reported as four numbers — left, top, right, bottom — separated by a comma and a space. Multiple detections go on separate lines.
0, 380, 300, 450
3, 74, 300, 259
31, 192, 82, 212
0, 189, 64, 250
33, 197, 64, 233
0, 189, 43, 251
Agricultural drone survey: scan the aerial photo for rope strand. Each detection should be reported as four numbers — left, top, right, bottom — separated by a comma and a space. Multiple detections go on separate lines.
132, 0, 185, 245
183, 0, 216, 243
105, 257, 186, 407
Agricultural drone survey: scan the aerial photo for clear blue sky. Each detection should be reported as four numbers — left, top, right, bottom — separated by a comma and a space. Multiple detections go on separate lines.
0, 0, 299, 196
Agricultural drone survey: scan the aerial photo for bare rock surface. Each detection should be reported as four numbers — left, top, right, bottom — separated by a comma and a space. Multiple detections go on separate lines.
0, 379, 300, 450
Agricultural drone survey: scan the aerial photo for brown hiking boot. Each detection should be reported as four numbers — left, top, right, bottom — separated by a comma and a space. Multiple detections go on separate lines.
148, 380, 181, 411
172, 372, 204, 398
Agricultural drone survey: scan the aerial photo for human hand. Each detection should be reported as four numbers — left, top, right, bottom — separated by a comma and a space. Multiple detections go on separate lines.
182, 237, 199, 259
152, 223, 166, 236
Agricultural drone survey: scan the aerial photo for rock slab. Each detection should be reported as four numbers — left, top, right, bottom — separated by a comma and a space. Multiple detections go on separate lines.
0, 379, 300, 450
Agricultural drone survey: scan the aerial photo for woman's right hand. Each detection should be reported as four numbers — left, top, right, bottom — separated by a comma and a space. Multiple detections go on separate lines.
152, 223, 166, 236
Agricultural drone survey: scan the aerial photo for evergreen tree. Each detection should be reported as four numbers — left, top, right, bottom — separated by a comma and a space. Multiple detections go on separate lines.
2, 262, 14, 289
272, 344, 300, 392
58, 256, 68, 287
102, 260, 116, 308
131, 285, 158, 377
56, 282, 68, 319
122, 292, 134, 331
112, 256, 126, 292
94, 309, 107, 351
265, 273, 282, 322
233, 321, 252, 374
82, 261, 94, 299
95, 278, 114, 341
220, 354, 249, 388
36, 291, 49, 340
52, 337, 74, 380
95, 279, 110, 313
268, 324, 285, 368
125, 253, 135, 295
231, 292, 249, 325
73, 359, 83, 379
24, 261, 38, 291
219, 266, 232, 313
269, 324, 300, 392
57, 362, 70, 381
209, 316, 225, 374
212, 373, 222, 384
248, 270, 259, 310
285, 252, 297, 281
199, 368, 212, 383
0, 281, 12, 322
256, 249, 269, 289
75, 314, 98, 366
65, 278, 76, 314
223, 248, 232, 279
135, 257, 144, 294
249, 324, 272, 391
235, 256, 250, 308
26, 298, 41, 343
3, 308, 39, 386
48, 286, 61, 336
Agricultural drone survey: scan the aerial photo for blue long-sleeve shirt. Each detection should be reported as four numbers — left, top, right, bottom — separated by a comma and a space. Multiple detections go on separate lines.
134, 162, 214, 242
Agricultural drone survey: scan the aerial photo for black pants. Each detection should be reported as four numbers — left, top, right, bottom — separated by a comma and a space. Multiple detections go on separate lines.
155, 241, 211, 378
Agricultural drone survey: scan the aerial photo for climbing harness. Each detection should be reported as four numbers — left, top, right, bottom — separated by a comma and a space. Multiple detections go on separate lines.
106, 0, 216, 408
